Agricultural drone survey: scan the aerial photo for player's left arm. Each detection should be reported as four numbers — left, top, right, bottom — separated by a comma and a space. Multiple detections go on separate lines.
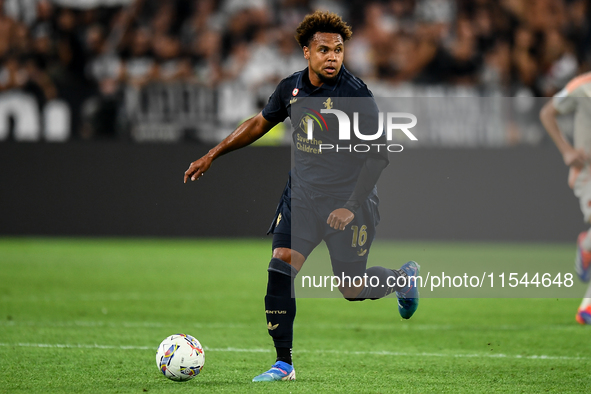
327, 89, 388, 230
326, 155, 389, 230
539, 96, 586, 168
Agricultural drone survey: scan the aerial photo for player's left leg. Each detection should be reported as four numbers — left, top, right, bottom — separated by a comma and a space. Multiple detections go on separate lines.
330, 258, 420, 319
573, 171, 591, 282
573, 174, 591, 323
575, 230, 591, 282
576, 282, 591, 325
325, 197, 420, 319
571, 170, 591, 323
576, 230, 591, 324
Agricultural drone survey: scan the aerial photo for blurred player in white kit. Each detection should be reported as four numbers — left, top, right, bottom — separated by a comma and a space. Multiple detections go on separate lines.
540, 72, 591, 324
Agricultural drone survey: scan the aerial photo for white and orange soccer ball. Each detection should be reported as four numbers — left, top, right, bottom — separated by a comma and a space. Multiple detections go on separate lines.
155, 334, 205, 381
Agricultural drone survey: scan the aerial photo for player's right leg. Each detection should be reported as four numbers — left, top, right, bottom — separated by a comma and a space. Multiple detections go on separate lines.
253, 176, 319, 381
252, 246, 306, 382
575, 231, 591, 282
254, 176, 333, 381
576, 300, 591, 325
572, 170, 591, 323
576, 270, 591, 325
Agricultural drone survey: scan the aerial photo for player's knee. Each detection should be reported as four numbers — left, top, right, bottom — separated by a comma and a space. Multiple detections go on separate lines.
339, 285, 362, 300
272, 248, 307, 272
272, 248, 292, 265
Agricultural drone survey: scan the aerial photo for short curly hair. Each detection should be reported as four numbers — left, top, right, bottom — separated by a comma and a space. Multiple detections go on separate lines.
294, 11, 353, 48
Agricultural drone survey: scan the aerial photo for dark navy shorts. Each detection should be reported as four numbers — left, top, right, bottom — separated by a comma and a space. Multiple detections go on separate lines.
268, 177, 380, 265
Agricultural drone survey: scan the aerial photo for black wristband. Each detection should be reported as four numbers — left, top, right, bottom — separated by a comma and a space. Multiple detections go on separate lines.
343, 200, 360, 215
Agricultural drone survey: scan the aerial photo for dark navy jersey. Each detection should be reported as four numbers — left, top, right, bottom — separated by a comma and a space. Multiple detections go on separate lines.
262, 66, 388, 200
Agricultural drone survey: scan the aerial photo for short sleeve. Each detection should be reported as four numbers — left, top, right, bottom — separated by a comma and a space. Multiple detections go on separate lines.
262, 81, 289, 123
553, 87, 578, 115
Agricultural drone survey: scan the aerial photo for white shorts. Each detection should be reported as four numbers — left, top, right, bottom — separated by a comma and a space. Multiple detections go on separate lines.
573, 166, 591, 223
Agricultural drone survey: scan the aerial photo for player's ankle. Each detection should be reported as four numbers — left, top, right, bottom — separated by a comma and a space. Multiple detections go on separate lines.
275, 347, 292, 365
581, 231, 591, 250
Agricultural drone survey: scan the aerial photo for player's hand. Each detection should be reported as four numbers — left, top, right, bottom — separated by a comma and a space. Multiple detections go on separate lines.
184, 155, 213, 183
563, 148, 587, 169
327, 208, 355, 231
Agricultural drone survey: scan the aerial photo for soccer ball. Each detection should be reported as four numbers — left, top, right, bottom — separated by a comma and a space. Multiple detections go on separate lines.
155, 334, 205, 381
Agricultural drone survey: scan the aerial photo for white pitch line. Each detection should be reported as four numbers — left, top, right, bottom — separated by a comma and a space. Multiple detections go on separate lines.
0, 320, 252, 329
0, 342, 153, 351
307, 349, 588, 361
0, 343, 586, 361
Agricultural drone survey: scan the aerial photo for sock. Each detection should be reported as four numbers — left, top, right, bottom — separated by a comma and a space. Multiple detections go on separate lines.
582, 231, 591, 251
580, 281, 591, 309
265, 258, 297, 356
276, 346, 292, 365
354, 266, 405, 300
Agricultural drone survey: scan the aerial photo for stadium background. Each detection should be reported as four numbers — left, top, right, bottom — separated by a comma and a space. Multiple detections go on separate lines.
2, 1, 591, 392
1, 0, 589, 240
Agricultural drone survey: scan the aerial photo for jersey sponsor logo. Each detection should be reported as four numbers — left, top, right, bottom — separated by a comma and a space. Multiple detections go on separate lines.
266, 310, 287, 314
292, 88, 299, 96
297, 108, 329, 155
295, 132, 324, 154
267, 322, 279, 330
297, 100, 332, 136
301, 107, 329, 135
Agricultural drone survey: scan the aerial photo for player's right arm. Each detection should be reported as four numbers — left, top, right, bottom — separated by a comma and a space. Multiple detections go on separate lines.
539, 96, 586, 168
184, 113, 277, 183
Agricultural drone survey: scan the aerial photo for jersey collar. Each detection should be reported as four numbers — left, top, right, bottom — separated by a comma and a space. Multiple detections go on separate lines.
297, 66, 346, 93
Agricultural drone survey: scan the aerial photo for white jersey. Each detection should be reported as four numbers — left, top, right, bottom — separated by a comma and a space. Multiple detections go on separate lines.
553, 72, 591, 154
553, 73, 591, 190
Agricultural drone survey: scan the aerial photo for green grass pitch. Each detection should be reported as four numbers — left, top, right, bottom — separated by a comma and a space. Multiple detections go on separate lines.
0, 238, 589, 393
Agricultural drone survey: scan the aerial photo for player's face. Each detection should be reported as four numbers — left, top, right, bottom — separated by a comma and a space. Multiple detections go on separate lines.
303, 32, 344, 86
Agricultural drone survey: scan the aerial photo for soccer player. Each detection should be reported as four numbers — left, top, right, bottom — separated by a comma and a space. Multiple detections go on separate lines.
184, 11, 420, 381
540, 72, 591, 324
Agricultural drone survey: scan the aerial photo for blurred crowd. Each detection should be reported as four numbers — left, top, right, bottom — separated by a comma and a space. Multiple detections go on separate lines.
0, 0, 590, 139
